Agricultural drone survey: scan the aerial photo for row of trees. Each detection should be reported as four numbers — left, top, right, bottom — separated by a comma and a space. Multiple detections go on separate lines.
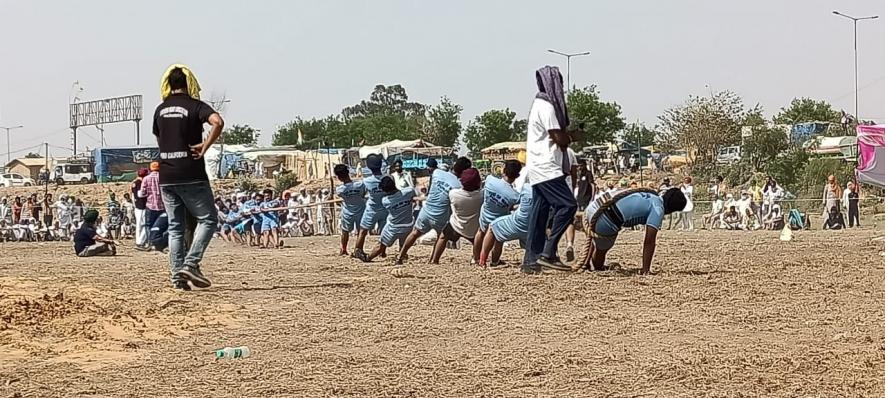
219, 84, 627, 154
219, 82, 850, 188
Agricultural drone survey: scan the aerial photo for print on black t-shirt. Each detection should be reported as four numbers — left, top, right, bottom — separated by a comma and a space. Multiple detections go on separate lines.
152, 93, 216, 185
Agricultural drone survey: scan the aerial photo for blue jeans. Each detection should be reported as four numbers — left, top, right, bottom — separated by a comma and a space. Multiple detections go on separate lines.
160, 181, 218, 280
524, 176, 577, 266
150, 212, 169, 250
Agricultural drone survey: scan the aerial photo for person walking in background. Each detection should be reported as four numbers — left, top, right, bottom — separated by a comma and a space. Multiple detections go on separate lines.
844, 181, 860, 228
132, 168, 149, 246
680, 176, 695, 231
523, 65, 576, 273
153, 65, 224, 291
822, 175, 842, 221
139, 162, 164, 248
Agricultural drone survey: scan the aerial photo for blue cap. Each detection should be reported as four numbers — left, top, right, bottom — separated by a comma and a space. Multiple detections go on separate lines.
426, 158, 438, 169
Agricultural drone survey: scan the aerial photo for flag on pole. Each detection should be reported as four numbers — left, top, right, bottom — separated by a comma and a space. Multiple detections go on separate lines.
297, 128, 304, 146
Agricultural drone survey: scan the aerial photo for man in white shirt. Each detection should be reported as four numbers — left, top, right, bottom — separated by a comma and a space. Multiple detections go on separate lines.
523, 66, 577, 274
390, 160, 414, 190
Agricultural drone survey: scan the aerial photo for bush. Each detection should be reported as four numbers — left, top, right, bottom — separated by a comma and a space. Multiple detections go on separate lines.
274, 172, 298, 193
237, 175, 258, 193
796, 158, 854, 195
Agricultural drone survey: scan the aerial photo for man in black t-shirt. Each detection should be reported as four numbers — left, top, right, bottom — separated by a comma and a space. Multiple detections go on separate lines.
74, 210, 116, 257
153, 67, 224, 291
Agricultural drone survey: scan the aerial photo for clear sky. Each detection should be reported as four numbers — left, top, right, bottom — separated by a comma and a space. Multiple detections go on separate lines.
1, 0, 883, 157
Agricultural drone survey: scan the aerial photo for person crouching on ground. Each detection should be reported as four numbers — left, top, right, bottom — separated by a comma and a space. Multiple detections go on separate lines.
74, 210, 117, 257
581, 188, 686, 275
357, 176, 417, 263
431, 167, 484, 264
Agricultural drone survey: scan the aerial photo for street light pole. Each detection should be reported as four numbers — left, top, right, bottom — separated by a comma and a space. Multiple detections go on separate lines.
0, 125, 24, 165
833, 11, 878, 122
547, 49, 591, 91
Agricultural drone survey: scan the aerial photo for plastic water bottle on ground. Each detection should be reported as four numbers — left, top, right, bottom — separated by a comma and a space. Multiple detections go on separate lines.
214, 346, 251, 360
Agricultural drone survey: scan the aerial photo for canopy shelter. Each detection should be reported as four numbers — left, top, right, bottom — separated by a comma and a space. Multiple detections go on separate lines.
239, 147, 342, 182
803, 136, 857, 159
857, 125, 885, 189
203, 144, 255, 179
481, 141, 526, 153
357, 139, 443, 159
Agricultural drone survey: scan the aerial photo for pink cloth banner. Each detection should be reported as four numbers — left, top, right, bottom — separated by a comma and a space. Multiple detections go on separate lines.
857, 125, 885, 189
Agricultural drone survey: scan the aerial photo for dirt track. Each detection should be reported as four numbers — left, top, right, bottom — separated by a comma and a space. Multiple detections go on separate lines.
2, 228, 885, 397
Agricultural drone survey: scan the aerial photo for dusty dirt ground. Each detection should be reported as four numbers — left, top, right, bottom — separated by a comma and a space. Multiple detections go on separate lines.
2, 227, 885, 397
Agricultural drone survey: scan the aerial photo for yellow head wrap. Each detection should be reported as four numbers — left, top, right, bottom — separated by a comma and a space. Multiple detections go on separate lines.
160, 64, 202, 100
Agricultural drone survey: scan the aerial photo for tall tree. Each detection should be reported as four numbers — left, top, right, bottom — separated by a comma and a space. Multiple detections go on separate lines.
657, 91, 748, 165
511, 119, 528, 141
222, 124, 260, 145
424, 96, 462, 148
619, 122, 656, 147
773, 98, 841, 125
343, 84, 426, 144
567, 85, 625, 145
462, 109, 523, 157
742, 125, 790, 171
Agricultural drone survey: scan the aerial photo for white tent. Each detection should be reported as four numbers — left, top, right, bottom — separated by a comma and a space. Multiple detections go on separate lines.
204, 144, 256, 179
358, 139, 438, 159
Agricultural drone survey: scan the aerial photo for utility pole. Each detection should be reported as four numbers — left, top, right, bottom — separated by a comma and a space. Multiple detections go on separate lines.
547, 49, 591, 91
833, 11, 879, 122
44, 142, 49, 196
0, 125, 24, 165
96, 124, 106, 147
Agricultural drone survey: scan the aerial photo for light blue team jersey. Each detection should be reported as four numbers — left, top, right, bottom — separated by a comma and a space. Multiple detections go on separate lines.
242, 199, 261, 223
226, 210, 241, 224
260, 199, 280, 223
480, 175, 520, 225
419, 169, 462, 222
382, 188, 416, 226
512, 183, 534, 231
363, 174, 386, 212
336, 181, 367, 215
589, 192, 665, 234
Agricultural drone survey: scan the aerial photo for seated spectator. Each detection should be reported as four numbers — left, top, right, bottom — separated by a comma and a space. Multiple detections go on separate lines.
703, 194, 724, 230
74, 210, 117, 257
121, 217, 135, 239
823, 206, 845, 230
763, 203, 785, 230
788, 209, 811, 231
722, 206, 743, 230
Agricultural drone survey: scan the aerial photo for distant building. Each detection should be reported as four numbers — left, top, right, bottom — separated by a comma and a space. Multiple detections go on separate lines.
5, 158, 49, 180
